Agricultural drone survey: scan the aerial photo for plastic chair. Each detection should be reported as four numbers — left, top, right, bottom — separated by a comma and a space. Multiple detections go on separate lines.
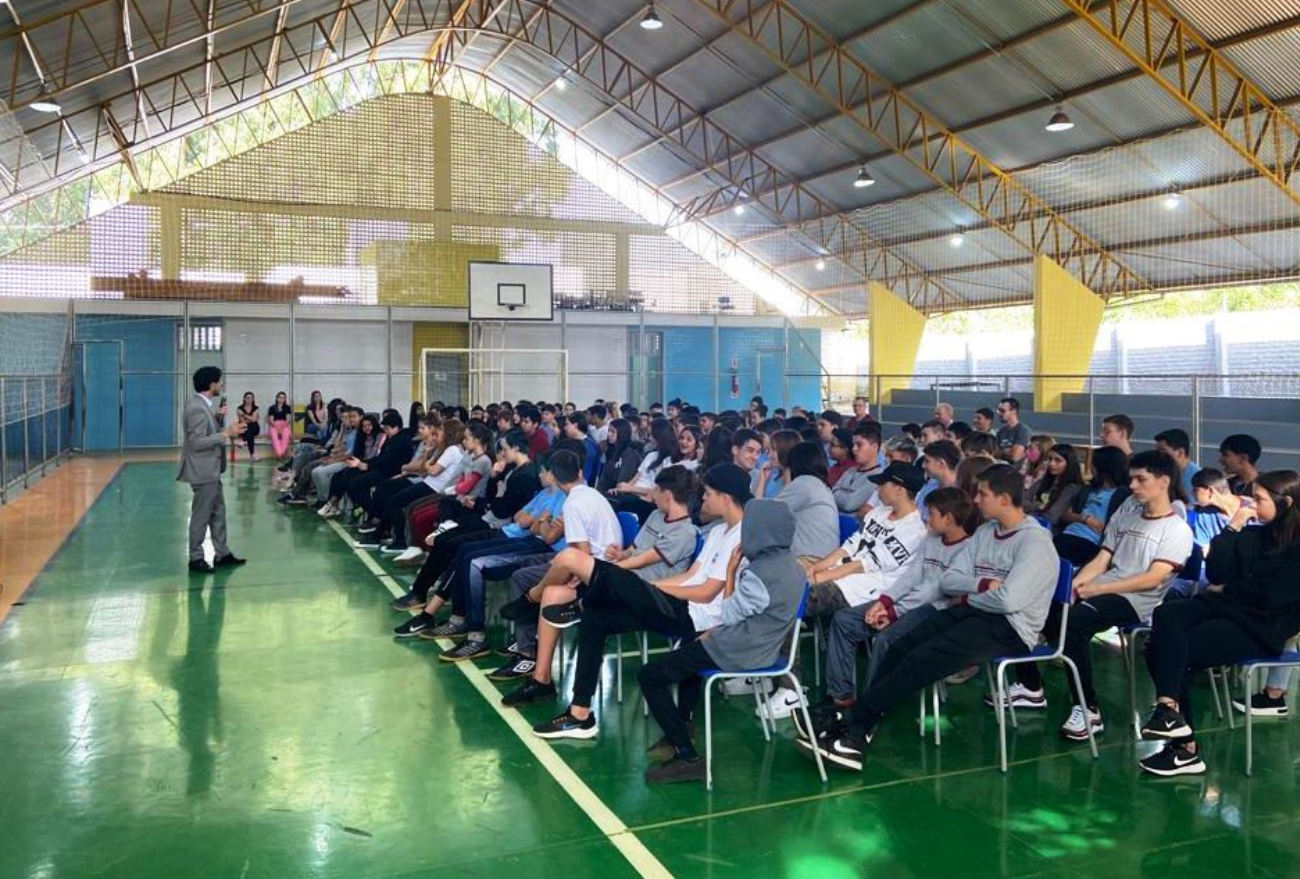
616, 511, 641, 550
697, 585, 827, 789
987, 559, 1099, 772
1226, 651, 1300, 775
618, 529, 703, 707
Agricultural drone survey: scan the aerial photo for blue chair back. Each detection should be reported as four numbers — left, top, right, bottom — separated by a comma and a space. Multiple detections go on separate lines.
1182, 542, 1204, 583
1052, 559, 1073, 604
838, 514, 858, 543
1032, 514, 1052, 529
691, 532, 706, 563
794, 582, 810, 621
617, 511, 641, 549
1185, 508, 1200, 532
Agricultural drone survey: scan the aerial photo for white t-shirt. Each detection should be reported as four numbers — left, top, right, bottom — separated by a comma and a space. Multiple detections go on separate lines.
632, 451, 699, 489
685, 520, 744, 632
422, 446, 464, 492
834, 507, 926, 606
562, 484, 623, 560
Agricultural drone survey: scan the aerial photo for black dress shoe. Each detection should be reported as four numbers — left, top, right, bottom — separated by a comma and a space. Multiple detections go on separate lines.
214, 553, 247, 568
189, 559, 214, 574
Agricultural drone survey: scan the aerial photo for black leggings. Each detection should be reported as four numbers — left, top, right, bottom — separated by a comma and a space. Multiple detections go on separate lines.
411, 523, 498, 600
1018, 593, 1139, 708
852, 605, 1026, 729
1054, 533, 1102, 568
243, 420, 260, 456
1145, 597, 1273, 730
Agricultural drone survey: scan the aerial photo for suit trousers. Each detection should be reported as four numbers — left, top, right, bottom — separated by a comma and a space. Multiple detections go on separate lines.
189, 480, 229, 561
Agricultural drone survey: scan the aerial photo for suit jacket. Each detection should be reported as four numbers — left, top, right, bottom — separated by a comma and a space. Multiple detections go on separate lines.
178, 393, 228, 485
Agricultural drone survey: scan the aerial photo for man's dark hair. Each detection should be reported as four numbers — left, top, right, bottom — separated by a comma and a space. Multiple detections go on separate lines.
1219, 433, 1262, 464
516, 405, 542, 425
852, 422, 883, 446
999, 397, 1021, 413
925, 486, 973, 529
654, 464, 699, 505
192, 365, 222, 393
818, 410, 843, 427
948, 420, 973, 440
961, 431, 999, 457
1192, 467, 1229, 492
1103, 413, 1135, 438
566, 411, 589, 434
975, 407, 996, 422
1154, 428, 1191, 455
1129, 449, 1179, 485
550, 449, 582, 484
501, 428, 530, 454
752, 402, 769, 417
731, 428, 761, 450
466, 421, 493, 448
587, 404, 607, 421
921, 419, 946, 434
923, 439, 961, 471
380, 410, 404, 430
977, 463, 1025, 508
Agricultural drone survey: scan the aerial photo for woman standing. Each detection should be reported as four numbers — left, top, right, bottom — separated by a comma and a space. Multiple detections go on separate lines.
267, 391, 293, 461
1139, 471, 1300, 776
237, 392, 261, 461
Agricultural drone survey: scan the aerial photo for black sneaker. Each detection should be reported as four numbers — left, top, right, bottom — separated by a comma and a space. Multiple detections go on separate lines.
810, 728, 871, 772
393, 612, 436, 638
419, 619, 469, 640
488, 656, 537, 681
356, 522, 380, 535
280, 495, 308, 506
793, 698, 844, 742
533, 710, 597, 740
1232, 692, 1289, 717
500, 594, 541, 623
390, 591, 425, 612
495, 641, 523, 658
438, 639, 490, 662
646, 754, 705, 785
646, 724, 694, 761
1140, 741, 1206, 777
1140, 703, 1193, 741
541, 600, 583, 629
501, 678, 557, 707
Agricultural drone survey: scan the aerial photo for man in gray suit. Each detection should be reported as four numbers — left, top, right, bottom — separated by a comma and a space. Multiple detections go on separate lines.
180, 366, 248, 573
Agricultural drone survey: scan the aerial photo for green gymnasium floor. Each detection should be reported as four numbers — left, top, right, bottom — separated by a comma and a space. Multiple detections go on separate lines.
3, 461, 1299, 879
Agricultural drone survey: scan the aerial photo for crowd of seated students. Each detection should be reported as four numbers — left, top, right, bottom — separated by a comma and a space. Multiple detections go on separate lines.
266, 389, 1300, 783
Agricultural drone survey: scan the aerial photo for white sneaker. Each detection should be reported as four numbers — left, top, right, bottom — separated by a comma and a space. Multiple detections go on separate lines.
723, 676, 775, 697
1059, 705, 1104, 741
315, 503, 334, 518
393, 547, 426, 565
983, 682, 1047, 710
756, 686, 807, 720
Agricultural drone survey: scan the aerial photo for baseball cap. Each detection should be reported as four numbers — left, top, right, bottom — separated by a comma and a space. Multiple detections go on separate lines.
868, 461, 926, 494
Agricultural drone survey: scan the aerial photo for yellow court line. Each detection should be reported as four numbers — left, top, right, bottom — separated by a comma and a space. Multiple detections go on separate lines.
325, 519, 675, 879
0, 458, 124, 625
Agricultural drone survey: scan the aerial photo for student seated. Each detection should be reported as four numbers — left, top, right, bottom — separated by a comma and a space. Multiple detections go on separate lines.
1138, 470, 1300, 776
826, 428, 854, 487
1099, 414, 1135, 457
916, 439, 961, 521
635, 499, 804, 785
501, 463, 747, 708
1155, 428, 1200, 498
803, 462, 926, 620
609, 418, 696, 522
831, 423, 883, 516
1009, 451, 1192, 740
1188, 467, 1237, 550
802, 464, 1059, 771
810, 487, 973, 732
595, 418, 644, 495
1025, 443, 1084, 532
507, 469, 700, 737
1053, 445, 1129, 567
1218, 433, 1262, 496
774, 441, 841, 565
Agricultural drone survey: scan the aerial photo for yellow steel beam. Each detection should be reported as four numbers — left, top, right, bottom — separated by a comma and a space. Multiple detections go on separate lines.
1059, 0, 1300, 213
368, 0, 410, 61
689, 0, 1151, 300
265, 3, 291, 92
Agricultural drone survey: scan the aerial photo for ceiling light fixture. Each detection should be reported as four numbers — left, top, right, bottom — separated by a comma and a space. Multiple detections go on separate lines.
853, 165, 875, 188
1044, 105, 1074, 132
31, 81, 60, 114
733, 204, 746, 216
949, 231, 965, 248
553, 75, 567, 91
1162, 190, 1183, 210
640, 3, 663, 29
815, 259, 826, 271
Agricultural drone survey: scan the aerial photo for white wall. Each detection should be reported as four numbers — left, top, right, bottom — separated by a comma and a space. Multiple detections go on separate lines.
497, 320, 629, 405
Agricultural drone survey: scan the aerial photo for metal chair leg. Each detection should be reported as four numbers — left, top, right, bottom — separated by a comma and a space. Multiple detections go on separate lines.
754, 681, 771, 741
918, 688, 928, 738
615, 633, 624, 703
790, 674, 827, 784
1062, 656, 1099, 761
932, 685, 942, 746
995, 663, 1009, 773
641, 632, 650, 717
1245, 666, 1255, 776
704, 678, 715, 791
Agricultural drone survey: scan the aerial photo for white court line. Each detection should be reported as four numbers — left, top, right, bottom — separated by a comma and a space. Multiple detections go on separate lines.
325, 520, 675, 879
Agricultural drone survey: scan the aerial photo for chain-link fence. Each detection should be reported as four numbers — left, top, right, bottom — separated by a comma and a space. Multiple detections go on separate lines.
1, 374, 74, 503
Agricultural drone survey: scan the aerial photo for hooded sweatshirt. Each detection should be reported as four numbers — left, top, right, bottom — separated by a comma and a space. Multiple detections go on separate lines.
702, 499, 806, 672
940, 516, 1059, 650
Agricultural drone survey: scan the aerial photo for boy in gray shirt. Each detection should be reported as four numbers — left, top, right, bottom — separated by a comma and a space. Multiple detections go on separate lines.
1017, 450, 1192, 742
802, 464, 1059, 772
831, 423, 883, 515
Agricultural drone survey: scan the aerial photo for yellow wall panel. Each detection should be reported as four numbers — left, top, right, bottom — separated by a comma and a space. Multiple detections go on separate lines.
1033, 255, 1105, 412
364, 240, 499, 307
868, 282, 926, 405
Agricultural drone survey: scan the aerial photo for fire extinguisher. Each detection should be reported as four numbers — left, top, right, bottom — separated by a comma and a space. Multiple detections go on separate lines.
729, 357, 740, 399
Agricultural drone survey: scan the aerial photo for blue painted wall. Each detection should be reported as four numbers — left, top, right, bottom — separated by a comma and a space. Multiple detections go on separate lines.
654, 324, 822, 411
75, 316, 178, 447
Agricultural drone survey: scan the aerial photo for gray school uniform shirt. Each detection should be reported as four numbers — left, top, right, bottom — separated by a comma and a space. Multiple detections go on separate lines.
1094, 505, 1194, 621
940, 517, 1060, 650
831, 463, 881, 513
631, 510, 699, 583
877, 532, 973, 620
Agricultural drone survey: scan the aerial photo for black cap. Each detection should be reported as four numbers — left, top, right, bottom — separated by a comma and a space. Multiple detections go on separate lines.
702, 463, 754, 506
868, 461, 926, 494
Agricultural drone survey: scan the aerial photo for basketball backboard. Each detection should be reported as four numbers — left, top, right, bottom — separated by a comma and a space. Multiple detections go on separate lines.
468, 262, 554, 321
